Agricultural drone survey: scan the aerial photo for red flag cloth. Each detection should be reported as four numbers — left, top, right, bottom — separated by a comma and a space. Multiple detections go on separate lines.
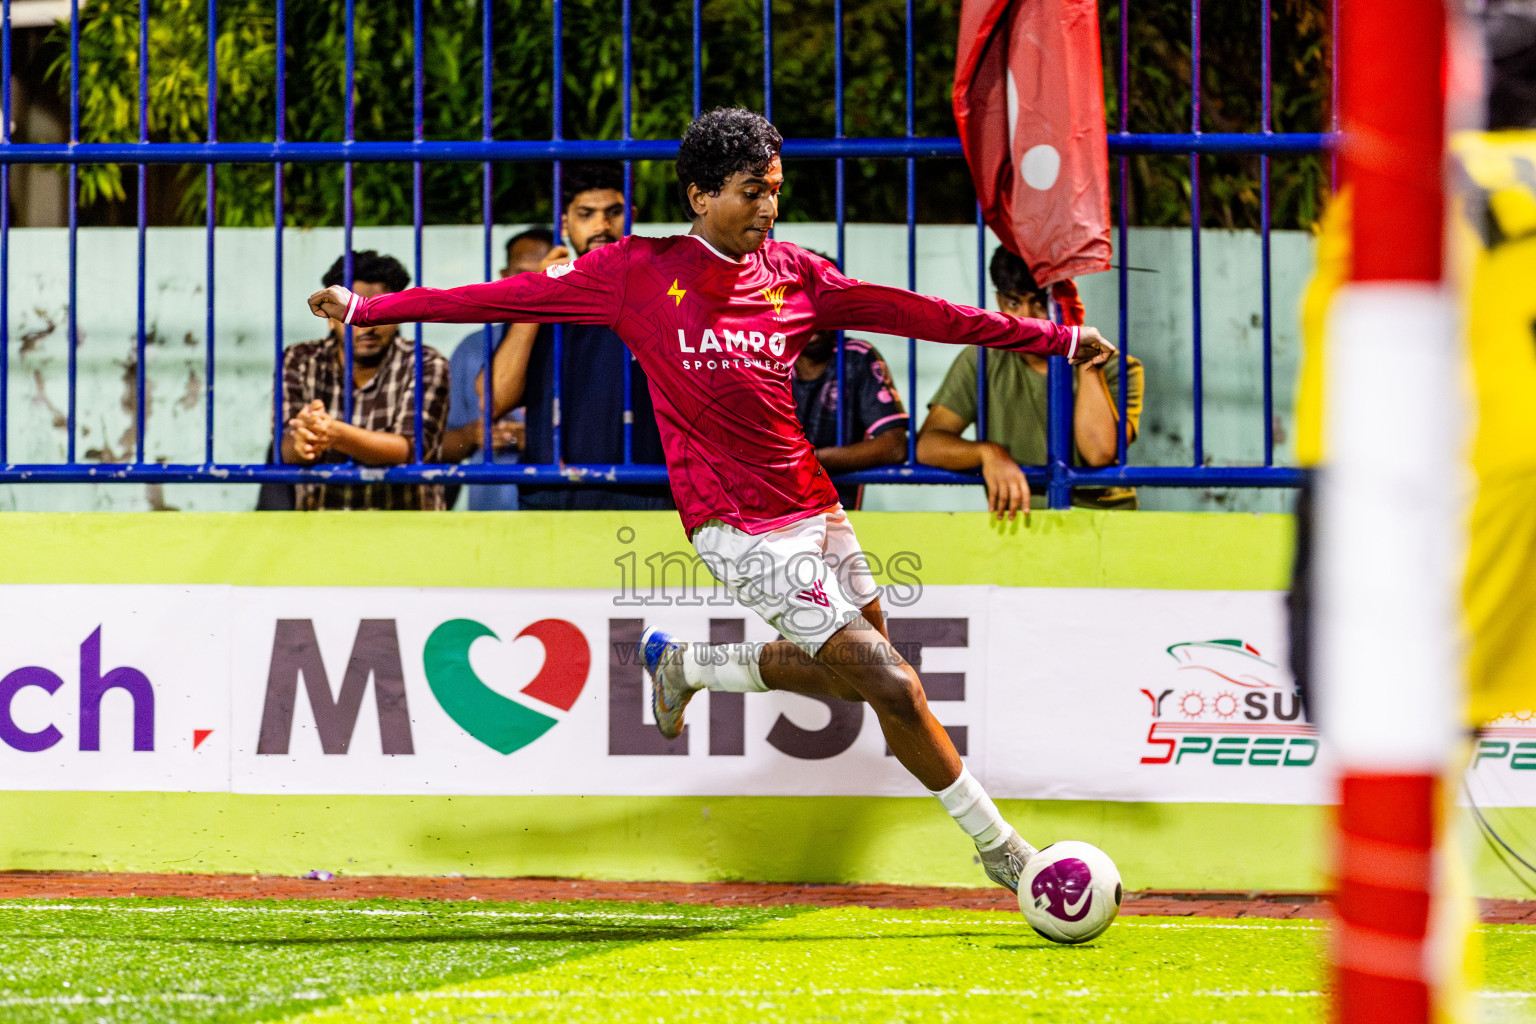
1050, 279, 1085, 326
954, 0, 1111, 287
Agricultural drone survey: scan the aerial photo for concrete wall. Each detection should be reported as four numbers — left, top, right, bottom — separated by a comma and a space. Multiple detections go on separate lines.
0, 222, 1311, 513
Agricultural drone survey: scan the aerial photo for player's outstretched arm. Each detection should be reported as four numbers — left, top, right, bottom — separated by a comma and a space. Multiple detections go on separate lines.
306, 241, 629, 330
804, 253, 1115, 362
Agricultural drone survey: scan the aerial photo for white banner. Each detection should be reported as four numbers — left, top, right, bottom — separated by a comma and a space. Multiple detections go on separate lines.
0, 583, 1529, 806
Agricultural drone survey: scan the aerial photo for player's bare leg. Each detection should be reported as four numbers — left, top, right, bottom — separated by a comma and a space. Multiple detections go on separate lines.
755, 599, 959, 789
640, 593, 1036, 891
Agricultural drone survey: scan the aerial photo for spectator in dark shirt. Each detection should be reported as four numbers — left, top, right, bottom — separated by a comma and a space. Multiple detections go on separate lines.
279, 250, 450, 510
483, 163, 672, 510
791, 252, 909, 510
439, 227, 554, 510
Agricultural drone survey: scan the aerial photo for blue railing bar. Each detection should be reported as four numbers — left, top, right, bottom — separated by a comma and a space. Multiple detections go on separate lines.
1120, 0, 1130, 134
1, 0, 9, 463
1045, 360, 1072, 510
1260, 168, 1274, 466
66, 0, 78, 463
1056, 465, 1305, 487
904, 174, 916, 467
976, 201, 989, 445
1116, 161, 1130, 466
1261, 0, 1273, 132
0, 133, 1339, 165
1190, 157, 1203, 468
622, 0, 634, 464
833, 0, 843, 137
1330, 0, 1339, 188
411, 0, 424, 465
204, 161, 215, 463
342, 0, 356, 427
413, 0, 424, 138
204, 0, 217, 465
68, 0, 78, 138
552, 0, 563, 139
1190, 0, 1203, 471
622, 0, 633, 143
843, 464, 1306, 488
272, 0, 285, 469
692, 0, 702, 117
1108, 131, 1334, 154
832, 0, 845, 449
903, 0, 916, 467
66, 173, 78, 462
1116, 0, 1129, 467
551, 0, 564, 474
1192, 0, 1201, 130
134, 0, 148, 463
479, 0, 493, 467
1261, 0, 1275, 466
762, 0, 772, 122
0, 462, 1306, 488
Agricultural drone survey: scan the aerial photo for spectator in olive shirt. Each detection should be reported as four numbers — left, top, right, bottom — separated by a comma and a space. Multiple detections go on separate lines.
916, 247, 1143, 517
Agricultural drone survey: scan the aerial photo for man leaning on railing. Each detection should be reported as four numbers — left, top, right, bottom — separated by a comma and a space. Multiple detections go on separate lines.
916, 246, 1143, 517
279, 250, 451, 511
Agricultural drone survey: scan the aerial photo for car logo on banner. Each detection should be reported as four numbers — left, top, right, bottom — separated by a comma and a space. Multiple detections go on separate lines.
1139, 638, 1316, 768
423, 619, 590, 755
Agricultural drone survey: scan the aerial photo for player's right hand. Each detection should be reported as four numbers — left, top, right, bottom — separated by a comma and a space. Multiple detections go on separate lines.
307, 285, 353, 322
1071, 326, 1117, 367
980, 443, 1030, 521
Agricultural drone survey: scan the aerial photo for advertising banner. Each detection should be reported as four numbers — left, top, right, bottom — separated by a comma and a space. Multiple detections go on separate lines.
0, 582, 1529, 806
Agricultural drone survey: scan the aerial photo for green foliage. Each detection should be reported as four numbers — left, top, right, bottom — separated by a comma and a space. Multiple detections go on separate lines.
1101, 0, 1331, 229
52, 0, 1329, 229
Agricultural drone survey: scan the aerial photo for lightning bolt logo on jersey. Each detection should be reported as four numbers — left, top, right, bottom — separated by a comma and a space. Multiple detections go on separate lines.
760, 284, 789, 318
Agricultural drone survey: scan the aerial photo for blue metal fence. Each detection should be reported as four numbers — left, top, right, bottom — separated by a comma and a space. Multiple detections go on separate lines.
0, 0, 1329, 503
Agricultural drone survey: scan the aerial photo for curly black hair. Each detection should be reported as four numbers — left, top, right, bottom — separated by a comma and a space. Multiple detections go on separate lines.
675, 108, 783, 218
322, 250, 410, 293
561, 162, 625, 210
988, 246, 1046, 303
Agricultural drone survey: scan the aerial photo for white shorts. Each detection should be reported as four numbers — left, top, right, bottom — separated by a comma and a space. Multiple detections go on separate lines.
692, 508, 879, 656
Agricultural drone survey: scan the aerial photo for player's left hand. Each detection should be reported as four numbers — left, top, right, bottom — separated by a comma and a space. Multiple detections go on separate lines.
308, 285, 353, 322
1072, 326, 1117, 367
538, 246, 573, 272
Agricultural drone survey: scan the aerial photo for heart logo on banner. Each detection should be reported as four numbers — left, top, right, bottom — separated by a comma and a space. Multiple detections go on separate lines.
422, 618, 590, 754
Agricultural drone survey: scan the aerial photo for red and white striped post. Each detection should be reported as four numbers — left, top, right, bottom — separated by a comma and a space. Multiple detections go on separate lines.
1319, 2, 1460, 1023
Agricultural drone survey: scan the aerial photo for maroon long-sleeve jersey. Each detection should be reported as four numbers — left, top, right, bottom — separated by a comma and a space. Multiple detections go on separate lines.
348, 233, 1079, 534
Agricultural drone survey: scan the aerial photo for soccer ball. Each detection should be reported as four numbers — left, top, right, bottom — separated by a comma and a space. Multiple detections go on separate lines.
1018, 841, 1122, 944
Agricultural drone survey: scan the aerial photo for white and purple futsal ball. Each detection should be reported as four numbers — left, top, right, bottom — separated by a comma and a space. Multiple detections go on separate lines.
1018, 841, 1122, 944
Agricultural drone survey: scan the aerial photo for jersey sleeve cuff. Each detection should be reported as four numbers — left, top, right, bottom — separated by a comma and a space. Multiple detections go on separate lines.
344, 292, 362, 325
1065, 325, 1079, 360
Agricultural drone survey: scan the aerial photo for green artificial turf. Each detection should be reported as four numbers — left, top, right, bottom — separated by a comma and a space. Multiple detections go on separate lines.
0, 898, 1529, 1024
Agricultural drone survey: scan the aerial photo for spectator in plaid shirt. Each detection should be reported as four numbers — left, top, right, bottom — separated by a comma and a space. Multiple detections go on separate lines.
279, 251, 451, 510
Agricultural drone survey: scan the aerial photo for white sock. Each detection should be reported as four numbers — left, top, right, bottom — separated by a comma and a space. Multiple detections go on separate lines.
929, 767, 1016, 852
680, 643, 768, 693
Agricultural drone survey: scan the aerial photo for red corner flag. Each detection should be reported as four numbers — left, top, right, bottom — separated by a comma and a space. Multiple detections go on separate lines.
954, 0, 1111, 287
